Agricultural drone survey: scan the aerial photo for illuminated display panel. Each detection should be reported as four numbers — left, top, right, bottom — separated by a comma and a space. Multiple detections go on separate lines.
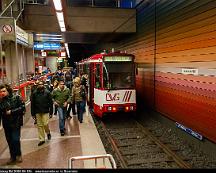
103, 56, 132, 62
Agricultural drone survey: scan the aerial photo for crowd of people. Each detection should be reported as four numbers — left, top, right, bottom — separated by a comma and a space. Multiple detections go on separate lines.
0, 66, 88, 165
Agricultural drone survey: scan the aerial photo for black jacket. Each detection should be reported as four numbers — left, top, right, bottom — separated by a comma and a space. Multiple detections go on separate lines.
0, 94, 26, 129
31, 88, 53, 116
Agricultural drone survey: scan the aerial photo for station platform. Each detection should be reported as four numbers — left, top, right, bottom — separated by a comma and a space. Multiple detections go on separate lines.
0, 104, 111, 169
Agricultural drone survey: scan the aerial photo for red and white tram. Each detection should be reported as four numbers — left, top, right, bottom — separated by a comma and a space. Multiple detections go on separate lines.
77, 51, 136, 118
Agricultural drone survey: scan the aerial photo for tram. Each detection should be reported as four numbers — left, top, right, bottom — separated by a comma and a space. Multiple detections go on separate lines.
77, 51, 136, 117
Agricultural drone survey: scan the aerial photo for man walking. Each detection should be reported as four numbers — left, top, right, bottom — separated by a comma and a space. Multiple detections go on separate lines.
31, 81, 53, 146
52, 80, 71, 136
0, 84, 26, 165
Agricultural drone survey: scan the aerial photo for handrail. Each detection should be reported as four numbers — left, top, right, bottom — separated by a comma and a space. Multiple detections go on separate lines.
68, 154, 117, 169
0, 0, 24, 20
0, 0, 15, 17
16, 8, 24, 21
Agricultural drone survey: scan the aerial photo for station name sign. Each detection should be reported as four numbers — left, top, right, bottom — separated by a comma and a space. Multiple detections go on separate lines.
182, 68, 198, 75
16, 26, 28, 46
34, 42, 61, 50
104, 56, 132, 62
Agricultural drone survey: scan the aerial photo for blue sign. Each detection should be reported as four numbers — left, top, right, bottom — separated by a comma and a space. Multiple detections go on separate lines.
175, 122, 203, 140
34, 42, 61, 50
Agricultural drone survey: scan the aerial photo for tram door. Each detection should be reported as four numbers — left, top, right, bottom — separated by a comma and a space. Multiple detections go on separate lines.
88, 63, 94, 108
89, 63, 101, 109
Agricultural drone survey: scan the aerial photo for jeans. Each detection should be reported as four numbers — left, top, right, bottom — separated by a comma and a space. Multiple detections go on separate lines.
4, 126, 21, 160
76, 101, 85, 122
67, 101, 76, 116
57, 107, 67, 132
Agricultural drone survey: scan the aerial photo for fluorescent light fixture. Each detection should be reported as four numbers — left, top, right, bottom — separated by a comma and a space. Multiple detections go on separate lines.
60, 27, 66, 32
58, 20, 65, 28
53, 0, 62, 11
36, 33, 62, 37
39, 37, 62, 40
56, 12, 64, 22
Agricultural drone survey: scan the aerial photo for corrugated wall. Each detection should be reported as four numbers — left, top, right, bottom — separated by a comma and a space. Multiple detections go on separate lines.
118, 0, 216, 143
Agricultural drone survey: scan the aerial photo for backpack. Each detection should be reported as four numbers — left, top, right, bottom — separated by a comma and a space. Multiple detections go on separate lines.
80, 85, 86, 99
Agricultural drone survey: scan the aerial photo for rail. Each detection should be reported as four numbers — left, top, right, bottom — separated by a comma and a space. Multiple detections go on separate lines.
100, 122, 128, 168
98, 117, 191, 168
136, 122, 191, 168
68, 154, 117, 169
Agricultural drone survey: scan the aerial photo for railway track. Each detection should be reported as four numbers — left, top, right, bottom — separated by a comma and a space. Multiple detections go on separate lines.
97, 116, 191, 168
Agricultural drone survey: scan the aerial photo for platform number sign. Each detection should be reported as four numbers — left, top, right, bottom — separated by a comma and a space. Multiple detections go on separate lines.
2, 24, 13, 33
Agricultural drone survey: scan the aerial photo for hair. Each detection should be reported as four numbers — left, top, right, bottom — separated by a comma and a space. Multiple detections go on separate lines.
74, 77, 81, 84
59, 79, 65, 84
0, 83, 13, 96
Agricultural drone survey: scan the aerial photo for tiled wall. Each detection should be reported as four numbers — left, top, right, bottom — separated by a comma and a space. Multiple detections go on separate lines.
117, 0, 216, 143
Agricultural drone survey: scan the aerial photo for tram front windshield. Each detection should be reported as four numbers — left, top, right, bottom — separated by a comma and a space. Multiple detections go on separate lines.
103, 62, 135, 89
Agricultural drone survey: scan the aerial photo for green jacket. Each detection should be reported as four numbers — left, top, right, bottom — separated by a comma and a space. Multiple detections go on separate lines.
52, 86, 71, 107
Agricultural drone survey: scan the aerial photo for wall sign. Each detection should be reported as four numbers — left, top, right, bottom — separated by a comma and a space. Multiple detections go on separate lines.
2, 24, 13, 33
182, 68, 198, 75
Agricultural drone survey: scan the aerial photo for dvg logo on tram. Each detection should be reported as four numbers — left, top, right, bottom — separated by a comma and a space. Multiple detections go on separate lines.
106, 93, 120, 101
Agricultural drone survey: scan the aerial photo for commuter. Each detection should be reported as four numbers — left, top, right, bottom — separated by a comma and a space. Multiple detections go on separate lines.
81, 74, 88, 87
30, 80, 39, 125
66, 79, 76, 119
65, 69, 72, 89
0, 84, 26, 165
52, 74, 60, 83
80, 74, 88, 113
52, 80, 59, 116
55, 68, 64, 80
52, 80, 71, 136
71, 77, 86, 123
44, 79, 52, 92
31, 81, 53, 146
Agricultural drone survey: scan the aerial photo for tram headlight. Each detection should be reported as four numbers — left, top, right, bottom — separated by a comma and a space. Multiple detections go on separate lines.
130, 106, 134, 110
125, 106, 129, 111
112, 107, 117, 111
107, 106, 112, 111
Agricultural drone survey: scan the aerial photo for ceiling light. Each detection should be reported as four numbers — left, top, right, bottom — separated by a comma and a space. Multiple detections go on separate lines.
53, 0, 62, 11
60, 27, 66, 32
58, 21, 65, 28
56, 12, 64, 22
36, 33, 62, 37
39, 37, 62, 40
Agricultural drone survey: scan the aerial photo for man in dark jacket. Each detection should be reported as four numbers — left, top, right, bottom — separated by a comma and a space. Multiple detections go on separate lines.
31, 81, 53, 146
0, 84, 26, 165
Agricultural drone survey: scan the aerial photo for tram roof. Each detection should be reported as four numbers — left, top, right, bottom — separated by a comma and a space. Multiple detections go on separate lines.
79, 52, 134, 64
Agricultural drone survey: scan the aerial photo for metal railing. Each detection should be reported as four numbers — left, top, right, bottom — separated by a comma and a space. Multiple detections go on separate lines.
24, 0, 49, 5
0, 0, 24, 21
68, 154, 117, 169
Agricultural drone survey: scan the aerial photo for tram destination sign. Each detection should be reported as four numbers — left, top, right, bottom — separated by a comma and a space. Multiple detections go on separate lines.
104, 56, 132, 62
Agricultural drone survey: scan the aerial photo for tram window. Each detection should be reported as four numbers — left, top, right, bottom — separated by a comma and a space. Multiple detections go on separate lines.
103, 62, 135, 89
103, 67, 109, 88
95, 64, 101, 88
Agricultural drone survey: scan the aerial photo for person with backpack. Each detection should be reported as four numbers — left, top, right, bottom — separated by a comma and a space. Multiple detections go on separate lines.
71, 77, 86, 123
65, 69, 72, 89
0, 84, 26, 165
31, 80, 53, 146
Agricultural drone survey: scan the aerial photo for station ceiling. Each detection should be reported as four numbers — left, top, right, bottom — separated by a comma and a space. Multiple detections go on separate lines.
30, 0, 140, 64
